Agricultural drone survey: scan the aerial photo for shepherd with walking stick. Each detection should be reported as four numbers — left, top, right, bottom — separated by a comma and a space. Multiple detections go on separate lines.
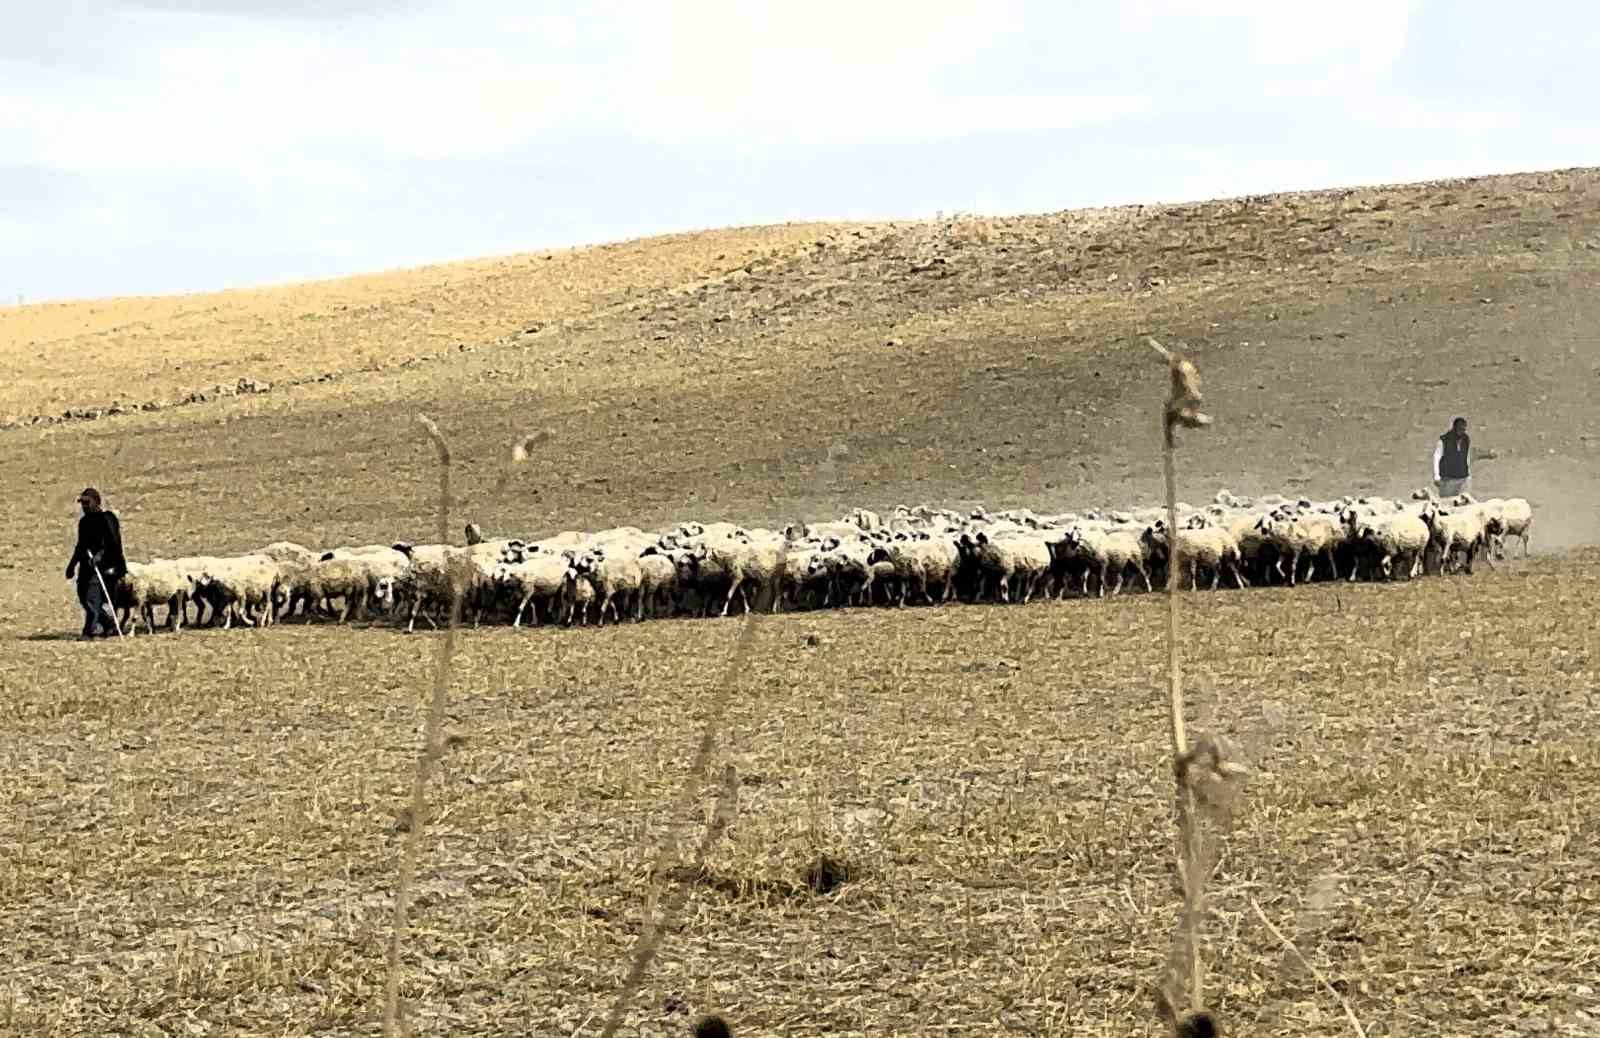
65, 487, 126, 640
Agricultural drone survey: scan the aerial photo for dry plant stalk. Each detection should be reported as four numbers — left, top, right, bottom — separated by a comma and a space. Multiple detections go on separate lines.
1147, 338, 1216, 1032
1249, 899, 1367, 1037
382, 413, 463, 1037
597, 616, 756, 1038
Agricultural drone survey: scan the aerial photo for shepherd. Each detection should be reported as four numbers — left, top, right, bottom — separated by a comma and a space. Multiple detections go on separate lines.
1431, 416, 1472, 498
65, 486, 126, 640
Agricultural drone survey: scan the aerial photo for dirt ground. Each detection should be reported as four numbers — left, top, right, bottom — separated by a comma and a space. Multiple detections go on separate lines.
2, 167, 1599, 1036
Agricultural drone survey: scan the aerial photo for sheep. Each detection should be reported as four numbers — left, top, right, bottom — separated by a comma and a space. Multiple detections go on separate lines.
259, 541, 319, 565
494, 554, 569, 628
636, 550, 680, 619
805, 537, 877, 609
866, 531, 960, 607
561, 567, 597, 626
777, 543, 830, 611
676, 531, 788, 616
1480, 497, 1533, 559
572, 548, 644, 625
113, 560, 190, 634
305, 556, 394, 623
958, 529, 1052, 604
312, 545, 409, 620
1052, 522, 1151, 598
192, 554, 282, 629
391, 544, 477, 632
1350, 512, 1431, 581
1421, 503, 1490, 576
1140, 522, 1249, 591
1257, 511, 1343, 586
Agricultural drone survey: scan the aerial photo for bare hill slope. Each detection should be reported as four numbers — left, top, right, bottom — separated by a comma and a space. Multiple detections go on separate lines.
3, 167, 1596, 604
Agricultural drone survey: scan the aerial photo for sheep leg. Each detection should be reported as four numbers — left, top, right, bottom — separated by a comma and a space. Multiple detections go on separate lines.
1325, 549, 1339, 581
1209, 565, 1221, 591
1110, 569, 1125, 596
739, 583, 754, 615
1230, 562, 1249, 589
720, 574, 744, 618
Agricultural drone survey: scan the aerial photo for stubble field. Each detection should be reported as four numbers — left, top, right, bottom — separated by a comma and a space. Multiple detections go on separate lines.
2, 167, 1599, 1037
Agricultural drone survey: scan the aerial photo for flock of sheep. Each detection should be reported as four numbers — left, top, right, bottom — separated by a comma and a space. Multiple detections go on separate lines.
107, 487, 1534, 636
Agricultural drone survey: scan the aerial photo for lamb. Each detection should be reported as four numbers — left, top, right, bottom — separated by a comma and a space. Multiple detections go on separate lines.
114, 560, 190, 634
1140, 522, 1248, 591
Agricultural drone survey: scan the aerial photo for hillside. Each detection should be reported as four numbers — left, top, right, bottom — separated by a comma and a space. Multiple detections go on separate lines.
2, 167, 1600, 1036
3, 167, 1598, 602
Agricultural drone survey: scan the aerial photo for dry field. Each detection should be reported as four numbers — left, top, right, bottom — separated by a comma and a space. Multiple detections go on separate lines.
2, 166, 1600, 1037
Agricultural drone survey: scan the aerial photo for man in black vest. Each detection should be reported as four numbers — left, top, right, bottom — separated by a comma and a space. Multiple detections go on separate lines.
65, 486, 126, 639
1432, 417, 1471, 498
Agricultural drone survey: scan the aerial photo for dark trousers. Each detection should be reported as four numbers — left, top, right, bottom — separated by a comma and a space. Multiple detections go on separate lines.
76, 571, 115, 637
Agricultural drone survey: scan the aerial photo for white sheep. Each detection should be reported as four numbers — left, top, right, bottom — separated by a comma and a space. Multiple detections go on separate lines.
1350, 512, 1430, 581
960, 529, 1052, 604
635, 550, 679, 619
192, 554, 282, 629
1141, 522, 1248, 591
1421, 503, 1490, 576
114, 560, 190, 634
677, 531, 788, 616
494, 554, 570, 628
1480, 497, 1533, 559
1053, 523, 1151, 598
1257, 510, 1343, 585
572, 548, 644, 624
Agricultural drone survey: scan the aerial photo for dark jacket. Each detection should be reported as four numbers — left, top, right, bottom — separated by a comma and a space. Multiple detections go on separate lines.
1439, 431, 1470, 479
69, 509, 125, 581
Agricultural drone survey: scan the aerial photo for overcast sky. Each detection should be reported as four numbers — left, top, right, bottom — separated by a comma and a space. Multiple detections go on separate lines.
3, 0, 1596, 303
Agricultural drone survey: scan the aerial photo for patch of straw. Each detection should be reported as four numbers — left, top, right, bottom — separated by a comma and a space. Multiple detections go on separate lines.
597, 616, 756, 1038
1250, 898, 1368, 1037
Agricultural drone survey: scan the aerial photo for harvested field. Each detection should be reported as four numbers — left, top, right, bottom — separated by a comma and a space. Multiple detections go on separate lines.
2, 166, 1599, 1036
